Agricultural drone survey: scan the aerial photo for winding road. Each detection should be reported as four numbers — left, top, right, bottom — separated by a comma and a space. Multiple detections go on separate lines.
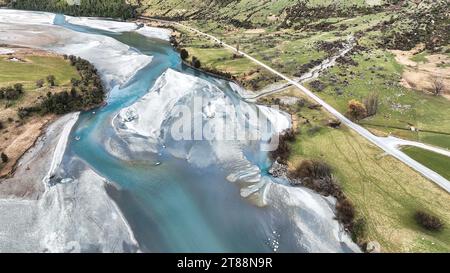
139, 16, 450, 193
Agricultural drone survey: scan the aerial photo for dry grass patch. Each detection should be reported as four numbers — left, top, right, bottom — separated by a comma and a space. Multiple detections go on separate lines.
391, 46, 450, 98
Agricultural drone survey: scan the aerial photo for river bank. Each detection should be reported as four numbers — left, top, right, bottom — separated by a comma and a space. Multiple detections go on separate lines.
0, 114, 73, 199
0, 113, 139, 252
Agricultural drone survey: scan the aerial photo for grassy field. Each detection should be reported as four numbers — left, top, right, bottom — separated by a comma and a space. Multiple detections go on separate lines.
0, 55, 79, 88
0, 54, 80, 111
261, 89, 450, 252
291, 125, 450, 252
185, 46, 261, 74
402, 147, 450, 181
180, 28, 258, 76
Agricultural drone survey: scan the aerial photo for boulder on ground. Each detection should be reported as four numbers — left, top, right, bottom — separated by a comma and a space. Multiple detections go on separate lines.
366, 241, 381, 253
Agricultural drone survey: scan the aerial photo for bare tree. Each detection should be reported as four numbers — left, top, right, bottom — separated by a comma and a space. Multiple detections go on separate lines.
430, 75, 444, 96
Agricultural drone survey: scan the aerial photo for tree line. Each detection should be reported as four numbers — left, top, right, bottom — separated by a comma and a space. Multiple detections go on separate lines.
9, 0, 136, 20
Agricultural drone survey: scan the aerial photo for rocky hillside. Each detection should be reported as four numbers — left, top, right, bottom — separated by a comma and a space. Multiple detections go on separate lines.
135, 0, 448, 50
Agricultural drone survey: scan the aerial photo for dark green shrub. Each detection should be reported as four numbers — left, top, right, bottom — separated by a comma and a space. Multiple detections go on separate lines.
415, 211, 444, 232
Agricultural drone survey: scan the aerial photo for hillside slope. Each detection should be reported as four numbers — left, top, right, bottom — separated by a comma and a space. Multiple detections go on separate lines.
135, 0, 388, 26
